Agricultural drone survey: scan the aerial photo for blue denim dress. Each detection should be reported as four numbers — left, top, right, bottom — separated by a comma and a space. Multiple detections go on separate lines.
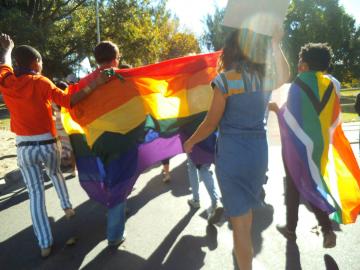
212, 63, 272, 216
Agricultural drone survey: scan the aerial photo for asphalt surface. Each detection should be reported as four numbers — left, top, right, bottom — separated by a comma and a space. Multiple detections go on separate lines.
0, 112, 359, 269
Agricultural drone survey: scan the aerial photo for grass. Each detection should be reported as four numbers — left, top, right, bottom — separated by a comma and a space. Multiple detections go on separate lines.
340, 88, 359, 123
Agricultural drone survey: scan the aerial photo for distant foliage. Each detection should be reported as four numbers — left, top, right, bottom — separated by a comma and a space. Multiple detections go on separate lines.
201, 6, 231, 51
0, 0, 200, 78
201, 0, 360, 83
284, 0, 360, 81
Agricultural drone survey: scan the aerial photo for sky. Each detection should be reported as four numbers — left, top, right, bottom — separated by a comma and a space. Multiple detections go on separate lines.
166, 0, 360, 37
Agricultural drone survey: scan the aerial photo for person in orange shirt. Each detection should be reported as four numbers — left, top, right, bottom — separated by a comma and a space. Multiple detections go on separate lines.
0, 33, 109, 258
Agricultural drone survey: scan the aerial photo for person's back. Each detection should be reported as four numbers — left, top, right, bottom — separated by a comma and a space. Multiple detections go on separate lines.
0, 37, 75, 258
275, 42, 341, 249
213, 65, 271, 134
2, 72, 70, 136
184, 28, 290, 270
0, 45, 71, 137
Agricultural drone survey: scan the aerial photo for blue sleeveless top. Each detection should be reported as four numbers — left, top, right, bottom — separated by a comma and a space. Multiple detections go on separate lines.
211, 62, 273, 135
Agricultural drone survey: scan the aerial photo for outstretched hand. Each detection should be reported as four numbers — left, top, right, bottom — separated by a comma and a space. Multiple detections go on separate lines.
268, 102, 280, 113
0, 33, 14, 51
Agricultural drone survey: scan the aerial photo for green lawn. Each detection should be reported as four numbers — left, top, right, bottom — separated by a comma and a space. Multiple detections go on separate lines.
340, 88, 359, 123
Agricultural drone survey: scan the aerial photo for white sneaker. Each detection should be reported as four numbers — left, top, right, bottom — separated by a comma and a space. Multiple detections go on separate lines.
187, 198, 200, 209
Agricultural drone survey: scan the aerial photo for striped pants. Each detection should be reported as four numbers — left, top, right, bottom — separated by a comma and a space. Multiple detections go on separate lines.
17, 142, 72, 248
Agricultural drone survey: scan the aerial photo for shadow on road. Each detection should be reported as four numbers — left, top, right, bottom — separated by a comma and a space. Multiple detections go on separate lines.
285, 241, 302, 270
0, 199, 107, 270
0, 161, 212, 270
324, 254, 340, 270
0, 154, 16, 161
252, 203, 274, 256
127, 160, 191, 218
82, 209, 202, 270
0, 169, 74, 211
1, 204, 217, 270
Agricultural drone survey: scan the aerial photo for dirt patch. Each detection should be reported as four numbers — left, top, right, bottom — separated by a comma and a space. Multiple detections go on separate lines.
0, 130, 17, 180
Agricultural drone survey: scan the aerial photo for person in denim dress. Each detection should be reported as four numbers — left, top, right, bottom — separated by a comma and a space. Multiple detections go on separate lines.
184, 28, 289, 270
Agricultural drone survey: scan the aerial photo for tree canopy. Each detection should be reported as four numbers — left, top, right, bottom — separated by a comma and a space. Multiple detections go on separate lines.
0, 0, 201, 78
284, 0, 360, 82
201, 0, 360, 83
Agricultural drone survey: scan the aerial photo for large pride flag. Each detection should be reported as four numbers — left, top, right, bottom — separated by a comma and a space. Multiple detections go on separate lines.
62, 52, 221, 208
278, 71, 360, 224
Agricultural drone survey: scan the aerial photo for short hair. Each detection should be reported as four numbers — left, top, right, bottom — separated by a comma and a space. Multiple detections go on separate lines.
55, 81, 68, 91
12, 45, 42, 69
94, 41, 120, 65
299, 43, 333, 71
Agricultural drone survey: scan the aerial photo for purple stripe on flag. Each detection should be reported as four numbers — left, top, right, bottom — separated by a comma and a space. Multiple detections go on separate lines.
137, 134, 184, 172
80, 181, 110, 206
278, 108, 335, 214
189, 144, 214, 165
76, 156, 106, 182
78, 133, 215, 207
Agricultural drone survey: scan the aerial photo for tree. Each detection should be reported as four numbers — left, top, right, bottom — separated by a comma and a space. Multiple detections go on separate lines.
0, 0, 94, 77
161, 32, 200, 60
201, 6, 231, 51
201, 0, 360, 82
284, 0, 360, 81
101, 0, 200, 65
0, 0, 201, 77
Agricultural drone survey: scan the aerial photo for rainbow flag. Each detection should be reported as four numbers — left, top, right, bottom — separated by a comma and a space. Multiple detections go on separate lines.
278, 71, 360, 224
62, 52, 221, 207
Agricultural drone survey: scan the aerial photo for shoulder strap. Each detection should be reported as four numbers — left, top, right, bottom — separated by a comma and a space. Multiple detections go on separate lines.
219, 73, 228, 93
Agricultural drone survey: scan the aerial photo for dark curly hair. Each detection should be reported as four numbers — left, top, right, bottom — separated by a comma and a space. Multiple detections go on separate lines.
299, 43, 333, 71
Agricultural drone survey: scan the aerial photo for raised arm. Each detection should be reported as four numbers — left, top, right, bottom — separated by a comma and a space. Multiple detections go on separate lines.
271, 26, 290, 88
0, 33, 14, 66
0, 34, 15, 91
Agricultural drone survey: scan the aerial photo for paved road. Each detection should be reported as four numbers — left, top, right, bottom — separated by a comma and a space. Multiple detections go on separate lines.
0, 117, 359, 269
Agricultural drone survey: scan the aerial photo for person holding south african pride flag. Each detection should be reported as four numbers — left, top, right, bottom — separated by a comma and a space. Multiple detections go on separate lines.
270, 43, 360, 249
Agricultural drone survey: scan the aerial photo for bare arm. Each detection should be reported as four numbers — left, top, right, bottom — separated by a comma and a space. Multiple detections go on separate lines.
0, 33, 14, 66
69, 74, 109, 107
183, 87, 226, 153
271, 27, 290, 88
